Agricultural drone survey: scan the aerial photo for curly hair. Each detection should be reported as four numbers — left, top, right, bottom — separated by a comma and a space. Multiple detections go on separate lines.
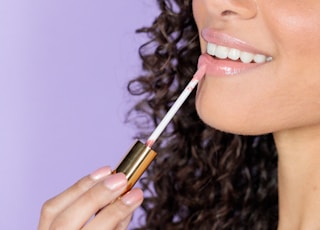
127, 0, 279, 229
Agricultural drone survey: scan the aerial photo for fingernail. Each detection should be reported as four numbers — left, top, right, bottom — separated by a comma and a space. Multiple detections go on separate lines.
90, 166, 112, 180
121, 189, 144, 206
103, 173, 127, 191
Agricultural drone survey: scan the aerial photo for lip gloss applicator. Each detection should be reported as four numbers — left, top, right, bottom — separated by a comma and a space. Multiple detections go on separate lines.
113, 62, 207, 193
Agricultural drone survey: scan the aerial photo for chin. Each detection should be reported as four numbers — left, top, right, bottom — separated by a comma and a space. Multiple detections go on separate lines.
195, 100, 274, 136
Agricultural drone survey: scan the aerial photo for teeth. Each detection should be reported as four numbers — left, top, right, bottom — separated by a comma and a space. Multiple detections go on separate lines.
207, 43, 216, 55
240, 51, 254, 63
253, 54, 267, 63
206, 42, 271, 63
266, 56, 273, 62
215, 45, 229, 59
228, 48, 240, 60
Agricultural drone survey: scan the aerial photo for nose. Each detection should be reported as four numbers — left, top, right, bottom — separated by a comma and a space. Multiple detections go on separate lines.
199, 0, 257, 20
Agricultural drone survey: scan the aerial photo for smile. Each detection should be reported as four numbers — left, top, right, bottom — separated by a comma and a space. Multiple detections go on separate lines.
207, 42, 273, 64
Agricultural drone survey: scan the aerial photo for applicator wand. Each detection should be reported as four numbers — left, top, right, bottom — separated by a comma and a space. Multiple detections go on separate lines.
113, 63, 207, 192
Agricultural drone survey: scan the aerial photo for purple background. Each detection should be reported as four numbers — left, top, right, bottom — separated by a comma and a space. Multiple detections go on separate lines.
0, 1, 158, 229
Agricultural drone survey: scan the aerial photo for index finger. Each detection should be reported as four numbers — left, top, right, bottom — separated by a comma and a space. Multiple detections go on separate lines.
38, 166, 112, 229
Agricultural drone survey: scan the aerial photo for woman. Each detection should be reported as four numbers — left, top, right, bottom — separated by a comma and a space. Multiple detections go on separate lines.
38, 0, 320, 229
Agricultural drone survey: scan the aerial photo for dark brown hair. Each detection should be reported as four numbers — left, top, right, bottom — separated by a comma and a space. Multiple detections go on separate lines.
127, 0, 278, 229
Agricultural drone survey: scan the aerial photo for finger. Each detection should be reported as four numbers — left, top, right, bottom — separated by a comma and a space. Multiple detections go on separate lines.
115, 214, 132, 230
38, 166, 111, 230
83, 188, 144, 230
50, 173, 128, 229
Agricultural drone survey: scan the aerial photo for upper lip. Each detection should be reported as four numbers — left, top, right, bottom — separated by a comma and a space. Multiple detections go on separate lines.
201, 28, 270, 56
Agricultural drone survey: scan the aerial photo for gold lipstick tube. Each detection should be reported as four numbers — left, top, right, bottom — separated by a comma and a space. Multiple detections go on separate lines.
113, 140, 157, 192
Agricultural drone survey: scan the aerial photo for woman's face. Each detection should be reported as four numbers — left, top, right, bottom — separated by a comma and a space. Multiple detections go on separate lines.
193, 0, 320, 135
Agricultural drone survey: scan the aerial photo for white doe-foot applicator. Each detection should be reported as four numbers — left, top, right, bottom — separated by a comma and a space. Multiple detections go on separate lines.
113, 63, 207, 192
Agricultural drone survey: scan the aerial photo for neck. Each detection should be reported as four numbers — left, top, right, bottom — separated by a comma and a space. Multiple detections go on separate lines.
273, 124, 320, 230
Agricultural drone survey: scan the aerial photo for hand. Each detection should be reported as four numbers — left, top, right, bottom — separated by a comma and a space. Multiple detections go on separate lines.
38, 166, 143, 230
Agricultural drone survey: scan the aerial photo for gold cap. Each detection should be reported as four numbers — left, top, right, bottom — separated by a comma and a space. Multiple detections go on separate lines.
114, 140, 157, 192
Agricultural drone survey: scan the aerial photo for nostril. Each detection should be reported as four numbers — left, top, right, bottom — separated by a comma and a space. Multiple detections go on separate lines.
221, 10, 236, 16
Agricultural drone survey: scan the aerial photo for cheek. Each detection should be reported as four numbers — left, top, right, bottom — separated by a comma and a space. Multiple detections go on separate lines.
192, 0, 202, 27
263, 1, 320, 119
261, 1, 320, 59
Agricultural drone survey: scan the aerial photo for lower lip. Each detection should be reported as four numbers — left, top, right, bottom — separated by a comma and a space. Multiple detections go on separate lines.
198, 53, 264, 77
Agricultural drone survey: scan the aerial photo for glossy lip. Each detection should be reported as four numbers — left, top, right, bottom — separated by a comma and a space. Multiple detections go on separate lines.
199, 28, 271, 76
198, 53, 264, 76
202, 28, 270, 56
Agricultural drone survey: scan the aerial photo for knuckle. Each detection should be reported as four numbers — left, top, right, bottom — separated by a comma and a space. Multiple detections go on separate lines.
40, 198, 58, 219
112, 201, 134, 219
114, 215, 132, 230
85, 182, 116, 206
73, 176, 96, 193
83, 186, 103, 206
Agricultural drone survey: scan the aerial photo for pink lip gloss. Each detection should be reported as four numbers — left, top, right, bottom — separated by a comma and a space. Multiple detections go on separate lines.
199, 53, 264, 76
113, 61, 207, 192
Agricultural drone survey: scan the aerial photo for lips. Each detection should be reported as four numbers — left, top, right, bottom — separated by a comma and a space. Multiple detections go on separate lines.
199, 28, 272, 76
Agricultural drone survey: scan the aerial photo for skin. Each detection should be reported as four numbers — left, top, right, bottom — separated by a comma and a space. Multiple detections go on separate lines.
194, 0, 320, 135
193, 0, 320, 229
39, 0, 320, 229
38, 166, 143, 230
